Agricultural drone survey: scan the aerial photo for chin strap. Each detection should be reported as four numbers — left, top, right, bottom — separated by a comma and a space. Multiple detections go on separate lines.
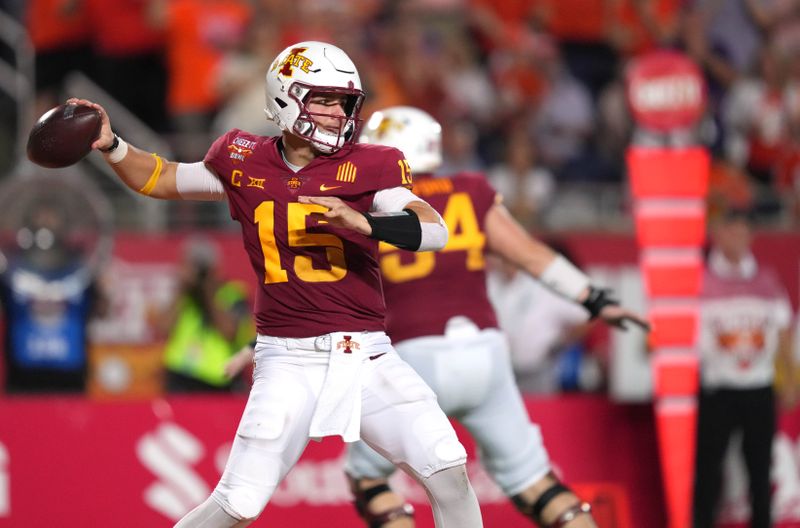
351, 481, 415, 528
512, 481, 593, 528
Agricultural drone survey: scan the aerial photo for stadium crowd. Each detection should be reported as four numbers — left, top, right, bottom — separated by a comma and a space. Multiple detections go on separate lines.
3, 0, 800, 231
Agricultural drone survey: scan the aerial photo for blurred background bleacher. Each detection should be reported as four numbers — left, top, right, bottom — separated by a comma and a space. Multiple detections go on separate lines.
2, 0, 798, 233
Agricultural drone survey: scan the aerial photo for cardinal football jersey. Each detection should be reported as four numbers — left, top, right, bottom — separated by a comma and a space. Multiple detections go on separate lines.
380, 173, 499, 343
204, 129, 414, 337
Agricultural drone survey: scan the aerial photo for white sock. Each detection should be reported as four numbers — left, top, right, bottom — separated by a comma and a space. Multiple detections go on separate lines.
421, 465, 483, 527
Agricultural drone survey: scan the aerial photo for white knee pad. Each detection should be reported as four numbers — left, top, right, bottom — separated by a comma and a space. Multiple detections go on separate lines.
405, 411, 468, 479
431, 436, 467, 468
211, 434, 289, 523
218, 487, 267, 522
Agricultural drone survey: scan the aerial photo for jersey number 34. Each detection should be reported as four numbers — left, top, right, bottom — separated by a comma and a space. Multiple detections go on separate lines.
381, 192, 485, 283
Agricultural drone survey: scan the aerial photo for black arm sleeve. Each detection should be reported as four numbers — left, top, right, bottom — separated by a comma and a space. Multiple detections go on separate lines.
362, 209, 422, 251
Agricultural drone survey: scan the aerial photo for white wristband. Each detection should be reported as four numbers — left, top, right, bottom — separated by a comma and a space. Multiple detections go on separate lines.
104, 137, 129, 164
540, 255, 591, 301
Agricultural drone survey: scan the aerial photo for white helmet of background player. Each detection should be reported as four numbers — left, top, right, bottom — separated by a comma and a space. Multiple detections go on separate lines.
359, 106, 443, 174
264, 41, 365, 154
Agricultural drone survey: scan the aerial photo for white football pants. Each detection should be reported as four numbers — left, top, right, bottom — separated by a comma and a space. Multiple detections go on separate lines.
345, 323, 551, 496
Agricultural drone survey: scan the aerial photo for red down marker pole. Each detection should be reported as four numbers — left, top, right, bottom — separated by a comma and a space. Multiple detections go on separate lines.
625, 49, 709, 528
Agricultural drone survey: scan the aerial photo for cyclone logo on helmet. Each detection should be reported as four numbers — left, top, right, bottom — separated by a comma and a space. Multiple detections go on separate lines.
273, 47, 313, 78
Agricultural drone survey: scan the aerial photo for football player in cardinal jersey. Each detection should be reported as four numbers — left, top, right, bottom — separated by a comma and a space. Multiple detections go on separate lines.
68, 42, 484, 528
344, 106, 650, 528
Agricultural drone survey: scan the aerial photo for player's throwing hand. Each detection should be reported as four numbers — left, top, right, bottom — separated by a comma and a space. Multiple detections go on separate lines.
65, 98, 114, 151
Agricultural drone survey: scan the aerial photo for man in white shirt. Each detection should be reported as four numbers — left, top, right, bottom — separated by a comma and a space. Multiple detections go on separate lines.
694, 208, 797, 528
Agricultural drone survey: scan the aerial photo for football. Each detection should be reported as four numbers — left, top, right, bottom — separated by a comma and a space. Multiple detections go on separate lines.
26, 103, 102, 168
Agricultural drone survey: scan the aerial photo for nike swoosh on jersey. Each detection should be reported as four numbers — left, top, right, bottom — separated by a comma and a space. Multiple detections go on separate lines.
368, 353, 387, 361
319, 184, 342, 191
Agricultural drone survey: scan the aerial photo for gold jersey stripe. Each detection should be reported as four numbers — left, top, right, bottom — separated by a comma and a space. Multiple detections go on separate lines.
336, 162, 357, 183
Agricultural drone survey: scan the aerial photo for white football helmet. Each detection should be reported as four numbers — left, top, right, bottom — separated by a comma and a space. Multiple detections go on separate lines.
359, 106, 442, 174
264, 41, 364, 154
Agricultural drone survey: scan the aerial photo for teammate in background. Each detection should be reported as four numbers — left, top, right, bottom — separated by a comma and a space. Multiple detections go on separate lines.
693, 208, 797, 528
69, 41, 483, 528
348, 107, 648, 528
227, 106, 649, 528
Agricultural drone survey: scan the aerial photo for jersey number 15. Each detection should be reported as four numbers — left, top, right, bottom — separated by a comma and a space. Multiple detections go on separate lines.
255, 201, 347, 284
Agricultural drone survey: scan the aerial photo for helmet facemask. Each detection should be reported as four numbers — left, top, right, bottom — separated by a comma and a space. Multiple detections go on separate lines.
288, 83, 365, 154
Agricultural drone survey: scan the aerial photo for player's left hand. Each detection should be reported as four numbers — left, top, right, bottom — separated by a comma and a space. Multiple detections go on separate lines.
224, 345, 255, 379
599, 304, 651, 332
299, 196, 372, 235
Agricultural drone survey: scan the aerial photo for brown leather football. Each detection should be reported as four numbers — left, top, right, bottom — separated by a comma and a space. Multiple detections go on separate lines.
26, 103, 102, 168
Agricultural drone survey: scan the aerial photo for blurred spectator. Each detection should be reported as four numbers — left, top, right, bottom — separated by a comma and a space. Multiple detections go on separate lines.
437, 117, 486, 174
85, 0, 168, 132
211, 12, 282, 137
26, 0, 93, 118
350, 1, 422, 118
486, 253, 593, 394
685, 0, 786, 85
606, 0, 685, 56
775, 115, 800, 223
529, 36, 602, 181
270, 0, 357, 48
0, 198, 109, 393
438, 30, 497, 125
467, 0, 542, 56
723, 39, 792, 189
153, 237, 252, 392
774, 26, 800, 224
164, 0, 251, 158
693, 207, 797, 528
378, 6, 448, 118
722, 37, 800, 220
684, 0, 795, 154
595, 64, 633, 176
707, 155, 756, 220
486, 31, 548, 125
487, 125, 554, 228
535, 0, 620, 99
